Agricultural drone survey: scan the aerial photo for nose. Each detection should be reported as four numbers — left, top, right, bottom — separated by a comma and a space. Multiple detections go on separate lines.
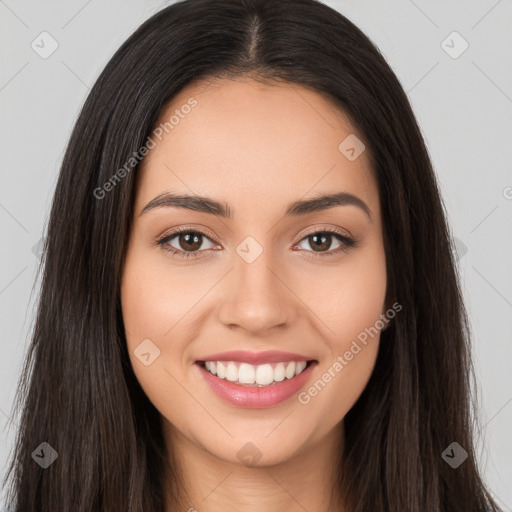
217, 248, 297, 336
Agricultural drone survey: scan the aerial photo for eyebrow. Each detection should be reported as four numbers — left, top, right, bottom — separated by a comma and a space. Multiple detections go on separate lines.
140, 191, 372, 221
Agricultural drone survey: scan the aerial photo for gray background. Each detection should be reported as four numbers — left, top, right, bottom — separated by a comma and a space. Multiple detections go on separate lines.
1, 0, 511, 508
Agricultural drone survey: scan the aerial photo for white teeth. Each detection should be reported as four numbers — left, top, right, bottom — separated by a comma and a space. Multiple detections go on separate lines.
285, 362, 296, 379
216, 361, 226, 379
295, 361, 307, 375
205, 361, 216, 375
202, 360, 309, 386
238, 363, 256, 384
226, 362, 238, 382
255, 364, 274, 386
274, 363, 285, 382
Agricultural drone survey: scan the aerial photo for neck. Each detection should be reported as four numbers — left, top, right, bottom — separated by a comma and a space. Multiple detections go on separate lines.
161, 419, 346, 512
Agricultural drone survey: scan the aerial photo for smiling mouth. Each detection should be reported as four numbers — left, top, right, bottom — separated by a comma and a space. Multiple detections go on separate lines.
196, 360, 317, 387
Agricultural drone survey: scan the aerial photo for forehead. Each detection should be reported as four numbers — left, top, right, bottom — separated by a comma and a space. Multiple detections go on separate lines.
136, 77, 379, 220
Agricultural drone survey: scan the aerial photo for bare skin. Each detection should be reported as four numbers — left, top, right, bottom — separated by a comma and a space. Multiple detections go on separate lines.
120, 76, 388, 512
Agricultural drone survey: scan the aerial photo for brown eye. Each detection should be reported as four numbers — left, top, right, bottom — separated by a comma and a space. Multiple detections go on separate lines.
176, 232, 203, 252
295, 230, 356, 256
307, 232, 333, 252
157, 229, 218, 258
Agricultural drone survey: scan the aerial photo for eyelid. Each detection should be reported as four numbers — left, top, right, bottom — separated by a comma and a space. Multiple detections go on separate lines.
293, 224, 353, 244
157, 224, 220, 244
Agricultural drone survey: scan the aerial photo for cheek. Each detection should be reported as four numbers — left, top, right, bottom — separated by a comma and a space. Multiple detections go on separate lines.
120, 256, 198, 434
295, 242, 386, 416
297, 238, 387, 346
296, 294, 384, 433
296, 337, 379, 441
121, 248, 179, 387
121, 246, 196, 344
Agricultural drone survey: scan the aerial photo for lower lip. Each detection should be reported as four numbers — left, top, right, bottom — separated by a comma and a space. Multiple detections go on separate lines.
196, 361, 317, 408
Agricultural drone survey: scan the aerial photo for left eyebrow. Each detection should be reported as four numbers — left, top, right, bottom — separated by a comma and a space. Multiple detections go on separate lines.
139, 191, 372, 222
285, 192, 372, 221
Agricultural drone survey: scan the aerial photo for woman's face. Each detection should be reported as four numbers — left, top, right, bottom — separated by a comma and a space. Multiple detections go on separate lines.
121, 77, 387, 467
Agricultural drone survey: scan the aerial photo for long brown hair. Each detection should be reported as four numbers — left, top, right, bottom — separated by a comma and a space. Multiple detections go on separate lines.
4, 0, 499, 510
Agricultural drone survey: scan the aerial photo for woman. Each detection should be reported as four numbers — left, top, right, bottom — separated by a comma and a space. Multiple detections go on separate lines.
4, 0, 500, 510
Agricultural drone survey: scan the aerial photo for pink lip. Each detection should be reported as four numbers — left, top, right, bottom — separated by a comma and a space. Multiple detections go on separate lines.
196, 360, 318, 409
196, 350, 312, 365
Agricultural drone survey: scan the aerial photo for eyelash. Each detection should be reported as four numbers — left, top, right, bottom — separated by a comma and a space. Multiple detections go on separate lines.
156, 226, 357, 260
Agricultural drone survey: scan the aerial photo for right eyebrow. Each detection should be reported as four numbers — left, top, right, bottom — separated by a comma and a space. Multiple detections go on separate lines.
140, 192, 232, 217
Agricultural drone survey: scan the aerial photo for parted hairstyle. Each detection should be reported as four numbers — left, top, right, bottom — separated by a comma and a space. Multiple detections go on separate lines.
4, 0, 499, 510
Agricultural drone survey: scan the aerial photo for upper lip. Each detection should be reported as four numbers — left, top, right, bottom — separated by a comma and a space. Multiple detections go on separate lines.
196, 350, 314, 365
